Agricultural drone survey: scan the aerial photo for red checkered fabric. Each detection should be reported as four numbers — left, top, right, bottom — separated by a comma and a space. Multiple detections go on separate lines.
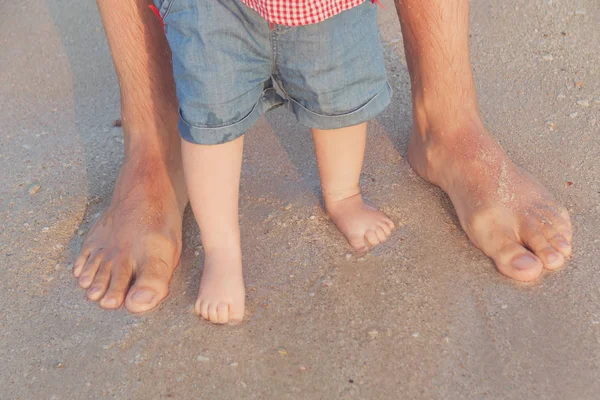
240, 0, 368, 26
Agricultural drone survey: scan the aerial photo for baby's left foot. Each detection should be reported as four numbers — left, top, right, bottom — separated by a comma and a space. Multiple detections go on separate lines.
326, 193, 395, 252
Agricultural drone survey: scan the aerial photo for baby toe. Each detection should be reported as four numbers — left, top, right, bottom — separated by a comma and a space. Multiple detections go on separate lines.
217, 303, 230, 324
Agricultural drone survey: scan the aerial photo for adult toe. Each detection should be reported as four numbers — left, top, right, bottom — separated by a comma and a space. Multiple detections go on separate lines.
523, 228, 565, 270
490, 239, 544, 282
73, 247, 92, 278
87, 262, 111, 301
124, 258, 171, 313
539, 212, 572, 258
78, 251, 104, 289
99, 260, 133, 309
547, 233, 572, 258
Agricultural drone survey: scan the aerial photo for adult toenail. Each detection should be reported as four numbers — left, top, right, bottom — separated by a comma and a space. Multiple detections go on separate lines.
546, 252, 559, 264
103, 298, 117, 307
512, 254, 538, 270
131, 291, 154, 304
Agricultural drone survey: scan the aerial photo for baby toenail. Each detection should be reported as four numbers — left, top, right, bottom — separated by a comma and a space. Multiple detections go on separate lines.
558, 241, 570, 250
131, 291, 154, 304
512, 254, 538, 270
88, 287, 99, 294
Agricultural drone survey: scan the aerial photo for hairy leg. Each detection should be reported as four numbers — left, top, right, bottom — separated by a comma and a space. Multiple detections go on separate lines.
73, 0, 187, 312
395, 0, 572, 281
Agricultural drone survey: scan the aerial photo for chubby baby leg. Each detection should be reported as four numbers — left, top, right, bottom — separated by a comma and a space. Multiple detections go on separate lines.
312, 122, 395, 252
182, 136, 246, 324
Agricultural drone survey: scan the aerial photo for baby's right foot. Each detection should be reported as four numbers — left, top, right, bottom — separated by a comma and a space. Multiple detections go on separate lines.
326, 193, 395, 252
195, 249, 245, 324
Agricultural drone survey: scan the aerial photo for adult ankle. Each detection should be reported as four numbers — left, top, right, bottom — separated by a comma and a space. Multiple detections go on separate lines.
412, 94, 483, 142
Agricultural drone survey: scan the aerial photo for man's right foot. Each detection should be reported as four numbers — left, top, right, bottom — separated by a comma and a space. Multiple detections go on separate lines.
73, 151, 186, 313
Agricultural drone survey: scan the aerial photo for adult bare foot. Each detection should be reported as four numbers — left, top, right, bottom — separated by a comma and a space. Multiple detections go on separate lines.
75, 0, 188, 311
408, 117, 572, 281
394, 0, 573, 281
326, 193, 395, 253
194, 249, 245, 325
73, 150, 186, 312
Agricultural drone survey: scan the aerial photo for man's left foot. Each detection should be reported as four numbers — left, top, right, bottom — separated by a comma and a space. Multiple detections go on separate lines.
408, 118, 572, 282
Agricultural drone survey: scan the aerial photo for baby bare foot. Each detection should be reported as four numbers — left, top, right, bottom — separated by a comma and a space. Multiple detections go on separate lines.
326, 193, 395, 252
195, 249, 245, 324
408, 120, 572, 282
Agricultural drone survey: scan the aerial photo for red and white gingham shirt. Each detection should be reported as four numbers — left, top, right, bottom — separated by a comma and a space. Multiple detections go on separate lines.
240, 0, 368, 26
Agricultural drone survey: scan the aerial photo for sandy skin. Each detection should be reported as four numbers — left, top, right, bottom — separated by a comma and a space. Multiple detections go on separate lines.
408, 117, 572, 282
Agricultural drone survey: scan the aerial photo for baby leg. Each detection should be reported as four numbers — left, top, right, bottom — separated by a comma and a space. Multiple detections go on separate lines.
182, 136, 246, 324
312, 122, 395, 252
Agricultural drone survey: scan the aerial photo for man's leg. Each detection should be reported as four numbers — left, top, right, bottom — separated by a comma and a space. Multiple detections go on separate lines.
395, 0, 572, 281
72, 0, 187, 312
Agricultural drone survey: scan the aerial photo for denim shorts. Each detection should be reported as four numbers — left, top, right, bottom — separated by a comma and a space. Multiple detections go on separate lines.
155, 0, 392, 145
